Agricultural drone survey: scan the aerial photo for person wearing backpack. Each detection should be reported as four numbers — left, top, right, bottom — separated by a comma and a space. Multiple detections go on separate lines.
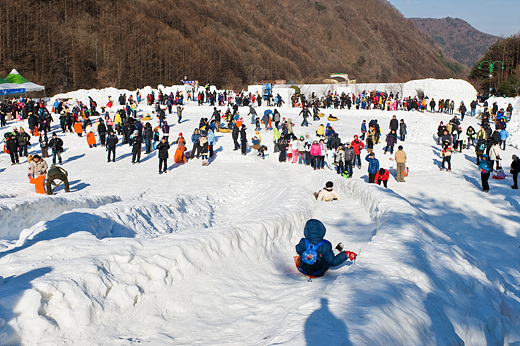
295, 219, 357, 278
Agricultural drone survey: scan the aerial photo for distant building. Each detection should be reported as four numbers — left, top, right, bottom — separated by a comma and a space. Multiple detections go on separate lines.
327, 73, 356, 84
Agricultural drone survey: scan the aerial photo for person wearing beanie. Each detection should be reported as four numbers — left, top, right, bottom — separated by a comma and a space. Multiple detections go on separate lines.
314, 181, 342, 201
510, 154, 520, 189
375, 168, 390, 188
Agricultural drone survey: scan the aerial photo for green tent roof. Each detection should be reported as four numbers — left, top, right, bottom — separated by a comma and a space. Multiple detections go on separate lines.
0, 76, 8, 84
5, 69, 30, 84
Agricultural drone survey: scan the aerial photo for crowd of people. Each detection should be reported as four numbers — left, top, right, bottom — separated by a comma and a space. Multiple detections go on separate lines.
0, 87, 517, 195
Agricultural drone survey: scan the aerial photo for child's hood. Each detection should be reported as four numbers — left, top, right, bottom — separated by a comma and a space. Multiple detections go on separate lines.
304, 219, 326, 244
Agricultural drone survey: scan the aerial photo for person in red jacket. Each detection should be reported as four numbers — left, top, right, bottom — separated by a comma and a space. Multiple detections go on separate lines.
375, 168, 389, 188
350, 135, 365, 168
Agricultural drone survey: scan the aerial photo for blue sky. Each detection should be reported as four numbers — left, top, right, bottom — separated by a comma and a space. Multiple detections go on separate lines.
386, 0, 520, 37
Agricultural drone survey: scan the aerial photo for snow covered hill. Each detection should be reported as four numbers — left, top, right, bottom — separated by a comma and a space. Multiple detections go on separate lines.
1, 90, 520, 345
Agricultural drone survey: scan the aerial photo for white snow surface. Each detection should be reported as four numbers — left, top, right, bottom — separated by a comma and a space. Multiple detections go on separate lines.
1, 85, 520, 345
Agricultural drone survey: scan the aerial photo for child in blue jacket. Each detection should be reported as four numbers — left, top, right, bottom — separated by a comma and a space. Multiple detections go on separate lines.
479, 154, 493, 193
295, 219, 356, 277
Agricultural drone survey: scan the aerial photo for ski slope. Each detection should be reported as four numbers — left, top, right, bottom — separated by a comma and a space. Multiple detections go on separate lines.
0, 91, 520, 345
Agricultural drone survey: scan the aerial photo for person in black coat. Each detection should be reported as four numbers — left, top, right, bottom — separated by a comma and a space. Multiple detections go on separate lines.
48, 132, 63, 164
98, 119, 107, 147
389, 115, 398, 132
106, 130, 118, 162
157, 137, 170, 174
131, 131, 142, 163
240, 124, 248, 155
510, 154, 520, 189
232, 124, 240, 151
5, 131, 19, 164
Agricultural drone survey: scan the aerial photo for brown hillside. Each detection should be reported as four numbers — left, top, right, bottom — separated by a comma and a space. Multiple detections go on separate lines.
410, 17, 500, 68
0, 0, 461, 94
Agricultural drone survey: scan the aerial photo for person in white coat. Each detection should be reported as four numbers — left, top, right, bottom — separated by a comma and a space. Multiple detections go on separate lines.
489, 142, 502, 170
314, 181, 342, 201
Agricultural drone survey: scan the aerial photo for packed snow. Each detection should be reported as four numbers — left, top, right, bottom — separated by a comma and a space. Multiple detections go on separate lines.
1, 81, 520, 345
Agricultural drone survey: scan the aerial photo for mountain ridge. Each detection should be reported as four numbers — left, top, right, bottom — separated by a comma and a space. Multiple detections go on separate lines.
410, 17, 500, 68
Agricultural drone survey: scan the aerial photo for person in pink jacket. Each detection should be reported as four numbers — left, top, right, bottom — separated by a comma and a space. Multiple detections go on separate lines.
310, 140, 321, 170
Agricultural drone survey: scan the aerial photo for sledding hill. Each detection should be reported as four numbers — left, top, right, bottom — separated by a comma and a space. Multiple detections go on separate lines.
0, 0, 461, 93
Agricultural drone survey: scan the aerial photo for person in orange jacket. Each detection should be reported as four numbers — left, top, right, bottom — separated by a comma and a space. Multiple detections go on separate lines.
375, 168, 389, 188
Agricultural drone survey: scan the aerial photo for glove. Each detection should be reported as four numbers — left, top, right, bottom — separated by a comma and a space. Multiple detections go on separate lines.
335, 242, 344, 252
345, 251, 357, 261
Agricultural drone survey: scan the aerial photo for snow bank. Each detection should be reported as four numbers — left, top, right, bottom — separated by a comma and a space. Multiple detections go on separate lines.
0, 195, 121, 241
403, 78, 477, 106
326, 179, 520, 345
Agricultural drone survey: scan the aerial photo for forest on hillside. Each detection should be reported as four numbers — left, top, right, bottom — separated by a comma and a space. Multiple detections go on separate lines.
470, 35, 520, 96
0, 0, 462, 94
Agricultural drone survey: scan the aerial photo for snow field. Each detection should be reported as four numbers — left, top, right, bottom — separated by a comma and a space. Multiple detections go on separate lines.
0, 88, 519, 344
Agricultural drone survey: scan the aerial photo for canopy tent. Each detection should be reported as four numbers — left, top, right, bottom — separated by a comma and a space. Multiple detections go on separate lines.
0, 75, 26, 96
4, 69, 44, 93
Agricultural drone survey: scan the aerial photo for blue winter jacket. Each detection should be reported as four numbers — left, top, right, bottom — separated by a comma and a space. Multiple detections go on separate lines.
500, 130, 509, 141
191, 133, 200, 145
295, 219, 347, 269
365, 155, 380, 174
479, 155, 493, 174
207, 130, 215, 145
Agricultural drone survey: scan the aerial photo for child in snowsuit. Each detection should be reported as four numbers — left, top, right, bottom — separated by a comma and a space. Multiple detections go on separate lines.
295, 219, 356, 277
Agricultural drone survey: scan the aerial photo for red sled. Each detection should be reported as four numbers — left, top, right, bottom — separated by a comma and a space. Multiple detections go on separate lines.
294, 256, 325, 279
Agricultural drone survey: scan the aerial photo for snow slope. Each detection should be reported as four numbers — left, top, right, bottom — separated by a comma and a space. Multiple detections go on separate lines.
1, 88, 520, 345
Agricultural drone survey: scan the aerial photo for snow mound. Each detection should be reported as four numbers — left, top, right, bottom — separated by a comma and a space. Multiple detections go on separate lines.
403, 78, 477, 106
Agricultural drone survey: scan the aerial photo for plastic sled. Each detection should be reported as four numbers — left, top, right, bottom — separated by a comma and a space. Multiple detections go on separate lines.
29, 175, 46, 194
219, 128, 230, 133
317, 113, 325, 118
327, 116, 339, 121
404, 168, 409, 177
293, 256, 325, 279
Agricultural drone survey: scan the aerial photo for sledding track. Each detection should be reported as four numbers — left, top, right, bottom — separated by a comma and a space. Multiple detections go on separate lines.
0, 157, 378, 345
